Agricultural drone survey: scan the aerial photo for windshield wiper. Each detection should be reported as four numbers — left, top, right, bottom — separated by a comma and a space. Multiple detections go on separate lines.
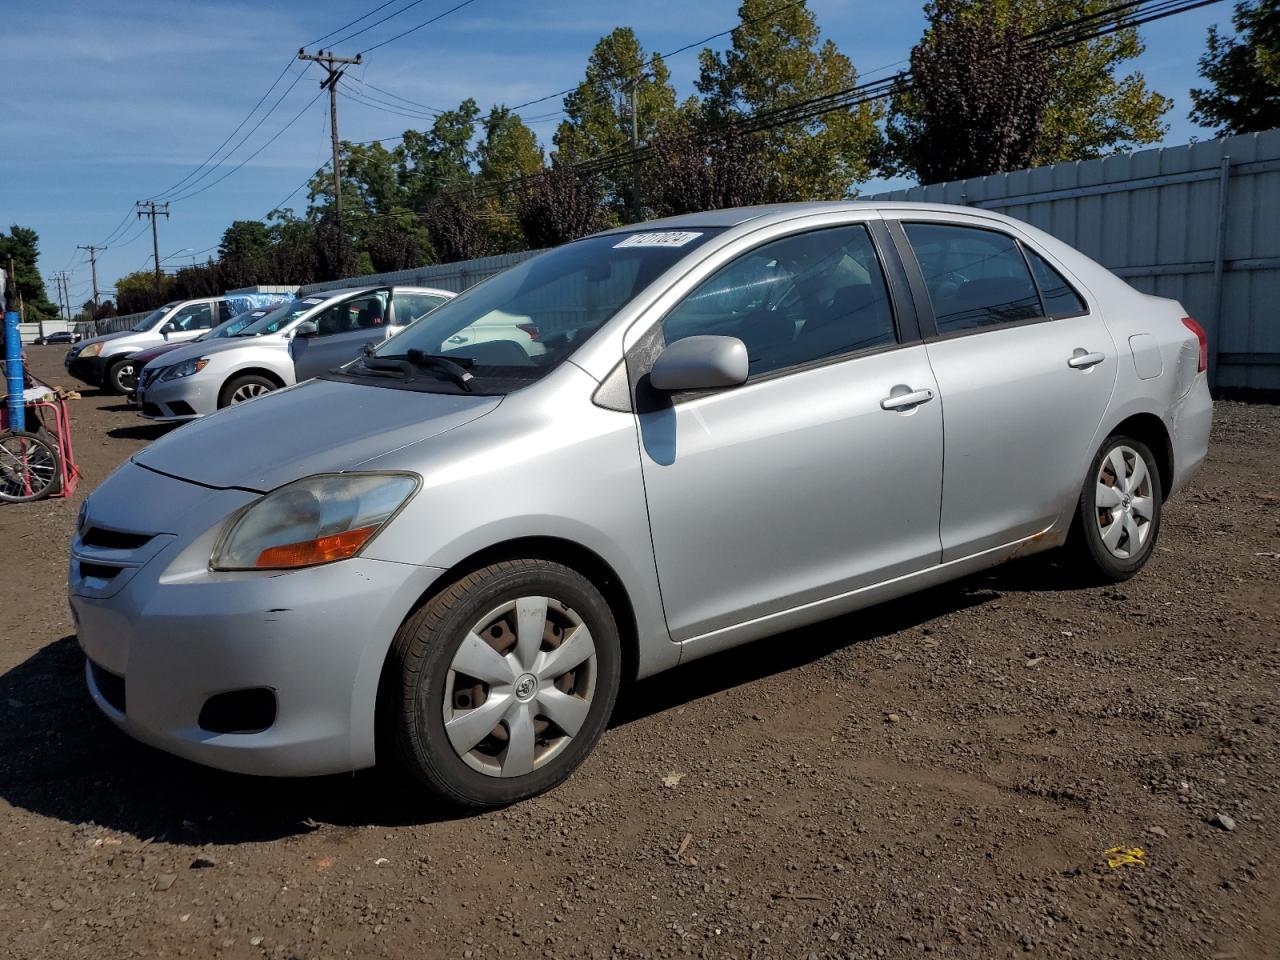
361, 348, 475, 391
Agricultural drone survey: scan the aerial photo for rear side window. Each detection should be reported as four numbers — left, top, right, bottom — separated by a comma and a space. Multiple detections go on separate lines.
1024, 248, 1086, 318
394, 293, 448, 325
904, 223, 1041, 335
662, 224, 897, 378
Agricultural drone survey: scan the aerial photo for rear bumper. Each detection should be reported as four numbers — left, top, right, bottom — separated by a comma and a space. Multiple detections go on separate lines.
1168, 373, 1212, 499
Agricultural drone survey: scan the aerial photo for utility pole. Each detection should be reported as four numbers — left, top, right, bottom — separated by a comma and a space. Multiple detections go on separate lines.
298, 48, 362, 274
77, 244, 105, 310
135, 200, 170, 300
627, 77, 641, 223
54, 271, 71, 321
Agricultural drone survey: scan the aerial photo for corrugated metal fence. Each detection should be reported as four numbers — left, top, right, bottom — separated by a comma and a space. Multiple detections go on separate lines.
870, 128, 1280, 390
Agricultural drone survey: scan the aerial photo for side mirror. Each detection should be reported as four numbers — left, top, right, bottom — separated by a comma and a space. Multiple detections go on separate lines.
649, 336, 749, 392
294, 320, 319, 338
160, 321, 176, 339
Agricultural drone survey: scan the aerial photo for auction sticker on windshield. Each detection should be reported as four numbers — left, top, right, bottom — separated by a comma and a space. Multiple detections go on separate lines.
613, 231, 703, 248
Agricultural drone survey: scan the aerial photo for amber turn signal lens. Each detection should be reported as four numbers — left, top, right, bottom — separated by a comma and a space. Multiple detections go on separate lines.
254, 525, 379, 569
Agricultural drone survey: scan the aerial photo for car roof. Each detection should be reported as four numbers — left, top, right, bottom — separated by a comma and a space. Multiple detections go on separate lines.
596, 200, 1010, 234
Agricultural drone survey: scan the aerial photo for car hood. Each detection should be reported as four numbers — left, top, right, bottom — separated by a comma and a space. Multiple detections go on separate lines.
132, 376, 501, 492
132, 342, 187, 365
146, 335, 285, 368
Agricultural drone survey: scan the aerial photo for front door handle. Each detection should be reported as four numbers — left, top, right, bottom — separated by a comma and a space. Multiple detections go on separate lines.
1068, 349, 1106, 369
881, 387, 935, 411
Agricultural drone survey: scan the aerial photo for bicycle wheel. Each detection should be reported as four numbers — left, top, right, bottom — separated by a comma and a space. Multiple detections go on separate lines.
0, 430, 61, 503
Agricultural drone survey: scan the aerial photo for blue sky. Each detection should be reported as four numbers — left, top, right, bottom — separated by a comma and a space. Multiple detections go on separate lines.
2, 0, 1233, 306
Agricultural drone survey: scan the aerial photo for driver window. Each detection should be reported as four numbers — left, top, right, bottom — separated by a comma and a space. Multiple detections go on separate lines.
661, 224, 897, 377
170, 302, 214, 331
314, 294, 386, 336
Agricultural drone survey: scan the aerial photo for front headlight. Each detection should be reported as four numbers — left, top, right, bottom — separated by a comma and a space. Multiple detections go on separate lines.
80, 342, 104, 357
159, 358, 210, 381
210, 473, 419, 571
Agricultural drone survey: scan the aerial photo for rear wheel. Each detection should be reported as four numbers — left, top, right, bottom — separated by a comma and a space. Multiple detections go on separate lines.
383, 559, 621, 809
106, 357, 137, 395
1068, 434, 1162, 582
0, 431, 60, 503
218, 374, 277, 408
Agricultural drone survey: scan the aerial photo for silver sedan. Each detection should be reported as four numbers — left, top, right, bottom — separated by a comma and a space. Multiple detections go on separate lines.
71, 202, 1212, 808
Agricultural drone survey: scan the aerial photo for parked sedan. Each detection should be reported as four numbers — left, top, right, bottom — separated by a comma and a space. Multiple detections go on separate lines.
135, 286, 452, 421
72, 202, 1211, 809
128, 308, 273, 404
33, 331, 80, 345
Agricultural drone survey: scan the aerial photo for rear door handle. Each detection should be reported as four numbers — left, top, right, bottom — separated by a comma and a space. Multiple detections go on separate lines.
881, 387, 935, 411
1068, 349, 1106, 369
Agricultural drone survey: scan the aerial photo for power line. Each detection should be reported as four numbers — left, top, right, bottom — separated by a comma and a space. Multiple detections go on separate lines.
348, 76, 444, 114
357, 0, 480, 55
167, 89, 327, 203
306, 0, 410, 46
149, 59, 298, 201
326, 0, 437, 50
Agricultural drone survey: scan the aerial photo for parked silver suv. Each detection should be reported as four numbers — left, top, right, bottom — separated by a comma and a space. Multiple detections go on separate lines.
72, 203, 1211, 809
135, 285, 452, 421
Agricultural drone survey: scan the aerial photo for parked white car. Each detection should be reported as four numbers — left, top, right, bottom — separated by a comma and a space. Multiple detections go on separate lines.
136, 285, 452, 421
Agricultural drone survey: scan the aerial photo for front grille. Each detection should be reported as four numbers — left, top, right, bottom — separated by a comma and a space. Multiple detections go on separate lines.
82, 527, 154, 550
88, 659, 126, 714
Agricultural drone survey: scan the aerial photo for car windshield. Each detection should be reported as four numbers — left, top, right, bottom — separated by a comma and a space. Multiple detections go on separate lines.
196, 310, 269, 341
131, 304, 178, 332
351, 229, 721, 394
237, 295, 335, 336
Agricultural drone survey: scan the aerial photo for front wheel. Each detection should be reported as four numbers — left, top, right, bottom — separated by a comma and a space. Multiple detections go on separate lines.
0, 431, 61, 503
1067, 434, 1162, 582
106, 357, 137, 395
383, 559, 622, 809
218, 374, 277, 408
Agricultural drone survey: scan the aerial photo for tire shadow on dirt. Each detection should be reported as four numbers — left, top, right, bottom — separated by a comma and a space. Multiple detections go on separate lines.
0, 559, 1093, 844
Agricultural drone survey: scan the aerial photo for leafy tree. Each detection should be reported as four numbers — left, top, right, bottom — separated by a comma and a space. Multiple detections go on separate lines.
423, 192, 491, 263
515, 163, 607, 248
398, 99, 482, 210
890, 0, 1171, 173
898, 0, 1050, 183
362, 211, 433, 272
554, 28, 679, 215
645, 118, 771, 216
0, 225, 60, 325
115, 270, 171, 314
478, 106, 546, 251
696, 0, 883, 200
1190, 0, 1280, 135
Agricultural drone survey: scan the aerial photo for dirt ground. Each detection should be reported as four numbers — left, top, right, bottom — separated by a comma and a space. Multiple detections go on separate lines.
1, 346, 1277, 960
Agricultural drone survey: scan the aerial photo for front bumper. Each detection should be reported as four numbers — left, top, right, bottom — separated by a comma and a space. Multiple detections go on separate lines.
65, 352, 108, 387
71, 462, 442, 776
137, 373, 220, 422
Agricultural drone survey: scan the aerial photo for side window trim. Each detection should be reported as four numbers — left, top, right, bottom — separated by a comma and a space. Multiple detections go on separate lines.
890, 217, 1070, 342
1017, 241, 1091, 321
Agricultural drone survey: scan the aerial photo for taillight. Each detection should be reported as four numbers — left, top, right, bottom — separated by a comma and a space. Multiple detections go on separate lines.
515, 322, 540, 342
1181, 317, 1208, 373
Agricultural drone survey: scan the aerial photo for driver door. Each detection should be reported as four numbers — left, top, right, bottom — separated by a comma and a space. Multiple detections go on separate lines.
631, 220, 944, 646
290, 290, 390, 380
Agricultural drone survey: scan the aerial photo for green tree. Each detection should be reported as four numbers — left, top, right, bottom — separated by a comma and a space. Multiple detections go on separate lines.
0, 225, 60, 325
479, 106, 546, 251
554, 27, 679, 216
114, 270, 171, 314
1190, 0, 1280, 135
898, 0, 1051, 183
890, 0, 1171, 174
645, 118, 771, 216
696, 0, 883, 200
398, 99, 482, 210
515, 162, 607, 248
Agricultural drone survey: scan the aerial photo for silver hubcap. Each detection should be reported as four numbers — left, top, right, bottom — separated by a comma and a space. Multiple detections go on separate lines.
230, 382, 271, 403
443, 596, 597, 778
1095, 444, 1155, 559
116, 364, 136, 389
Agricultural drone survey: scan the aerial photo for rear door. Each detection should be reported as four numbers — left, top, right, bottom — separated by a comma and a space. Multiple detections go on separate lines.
290, 289, 391, 380
890, 217, 1117, 560
631, 218, 945, 643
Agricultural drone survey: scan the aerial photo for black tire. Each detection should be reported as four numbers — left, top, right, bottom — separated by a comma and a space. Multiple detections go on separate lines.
218, 374, 277, 408
1067, 434, 1163, 583
0, 430, 61, 503
105, 357, 137, 395
382, 559, 622, 809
